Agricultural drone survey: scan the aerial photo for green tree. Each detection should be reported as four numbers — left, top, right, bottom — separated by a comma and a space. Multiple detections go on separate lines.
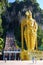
0, 14, 3, 37
0, 0, 8, 12
38, 38, 43, 51
0, 0, 8, 37
0, 18, 3, 37
15, 0, 19, 3
37, 26, 43, 50
0, 38, 4, 51
31, 0, 37, 3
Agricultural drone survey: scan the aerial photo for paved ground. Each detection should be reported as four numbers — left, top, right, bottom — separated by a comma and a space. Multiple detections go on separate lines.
0, 60, 43, 65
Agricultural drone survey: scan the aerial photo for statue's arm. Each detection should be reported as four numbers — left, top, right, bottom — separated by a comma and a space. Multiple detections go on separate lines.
33, 20, 38, 32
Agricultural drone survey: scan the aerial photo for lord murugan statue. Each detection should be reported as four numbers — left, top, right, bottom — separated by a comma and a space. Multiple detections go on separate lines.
20, 10, 38, 60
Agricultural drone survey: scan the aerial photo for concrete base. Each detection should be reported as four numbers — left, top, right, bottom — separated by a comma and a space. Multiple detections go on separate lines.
0, 60, 43, 65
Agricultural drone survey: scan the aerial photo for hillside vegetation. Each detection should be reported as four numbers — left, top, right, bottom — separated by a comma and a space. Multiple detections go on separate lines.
0, 0, 43, 51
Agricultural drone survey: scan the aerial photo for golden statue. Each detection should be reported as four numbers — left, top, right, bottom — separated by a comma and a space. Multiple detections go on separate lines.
20, 10, 38, 60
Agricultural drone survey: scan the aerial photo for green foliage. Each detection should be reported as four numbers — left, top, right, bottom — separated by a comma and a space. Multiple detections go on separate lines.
37, 26, 43, 50
0, 38, 4, 51
15, 40, 21, 48
22, 0, 27, 2
0, 2, 3, 14
15, 0, 19, 3
31, 0, 37, 4
0, 18, 3, 37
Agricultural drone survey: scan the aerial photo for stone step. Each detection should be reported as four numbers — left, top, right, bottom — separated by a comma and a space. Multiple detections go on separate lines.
4, 32, 15, 51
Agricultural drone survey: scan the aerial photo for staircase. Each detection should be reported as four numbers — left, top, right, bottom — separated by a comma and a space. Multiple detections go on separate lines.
4, 32, 15, 51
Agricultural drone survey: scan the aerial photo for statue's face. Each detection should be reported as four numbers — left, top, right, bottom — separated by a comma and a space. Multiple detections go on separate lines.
29, 11, 32, 18
25, 10, 32, 18
25, 11, 29, 16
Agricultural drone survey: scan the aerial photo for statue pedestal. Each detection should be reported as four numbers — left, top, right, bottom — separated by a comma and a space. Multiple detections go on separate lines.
20, 50, 43, 60
29, 50, 43, 60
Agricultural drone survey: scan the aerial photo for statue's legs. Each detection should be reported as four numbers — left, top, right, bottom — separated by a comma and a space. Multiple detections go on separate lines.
30, 34, 36, 50
24, 30, 30, 50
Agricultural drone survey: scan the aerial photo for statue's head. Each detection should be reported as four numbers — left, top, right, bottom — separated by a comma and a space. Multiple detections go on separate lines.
25, 10, 32, 18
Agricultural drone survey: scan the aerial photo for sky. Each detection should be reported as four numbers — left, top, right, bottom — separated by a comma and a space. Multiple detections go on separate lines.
8, 0, 43, 9
37, 0, 43, 9
8, 0, 15, 3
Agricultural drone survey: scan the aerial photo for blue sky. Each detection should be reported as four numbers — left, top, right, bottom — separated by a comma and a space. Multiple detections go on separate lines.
8, 0, 15, 3
8, 0, 43, 9
37, 0, 43, 9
